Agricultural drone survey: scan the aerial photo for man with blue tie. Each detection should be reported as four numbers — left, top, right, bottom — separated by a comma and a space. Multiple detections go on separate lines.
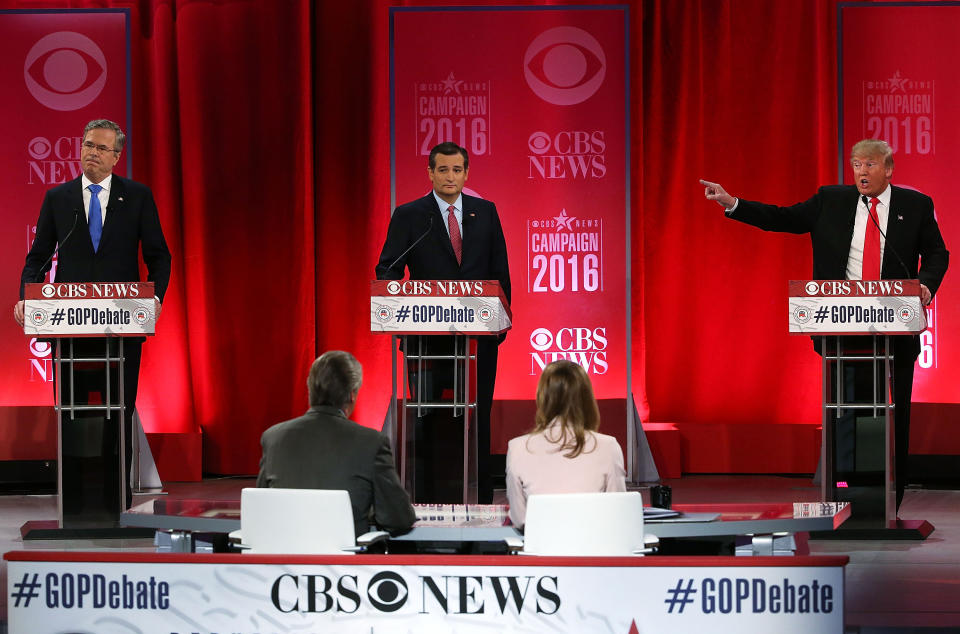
15, 119, 171, 521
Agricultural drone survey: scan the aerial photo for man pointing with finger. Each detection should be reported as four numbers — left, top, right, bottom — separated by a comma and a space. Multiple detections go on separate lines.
701, 138, 948, 513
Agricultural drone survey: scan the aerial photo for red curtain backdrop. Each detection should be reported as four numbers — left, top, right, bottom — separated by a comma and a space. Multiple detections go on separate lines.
641, 0, 839, 428
4, 0, 847, 473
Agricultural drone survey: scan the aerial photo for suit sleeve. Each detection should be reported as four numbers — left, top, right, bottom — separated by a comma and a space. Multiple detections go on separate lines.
256, 432, 271, 488
729, 189, 824, 236
139, 188, 172, 302
20, 191, 60, 298
916, 200, 949, 297
488, 203, 511, 304
371, 434, 416, 534
375, 207, 412, 280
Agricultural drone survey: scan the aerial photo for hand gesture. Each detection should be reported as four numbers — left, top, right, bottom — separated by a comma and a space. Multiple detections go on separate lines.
700, 179, 736, 209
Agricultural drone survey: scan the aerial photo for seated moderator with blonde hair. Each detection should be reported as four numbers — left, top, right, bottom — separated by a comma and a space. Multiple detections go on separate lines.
505, 359, 627, 528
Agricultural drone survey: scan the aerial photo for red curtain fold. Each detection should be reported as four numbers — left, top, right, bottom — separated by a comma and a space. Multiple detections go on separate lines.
4, 0, 843, 473
641, 0, 839, 427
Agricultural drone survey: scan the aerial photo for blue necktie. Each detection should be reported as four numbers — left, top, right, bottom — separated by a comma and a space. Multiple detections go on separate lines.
88, 184, 103, 252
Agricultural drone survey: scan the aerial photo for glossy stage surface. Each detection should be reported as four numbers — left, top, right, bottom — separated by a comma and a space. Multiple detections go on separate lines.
1, 475, 958, 632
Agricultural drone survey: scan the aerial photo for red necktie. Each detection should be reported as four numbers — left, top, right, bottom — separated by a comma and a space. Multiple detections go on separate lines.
862, 197, 881, 280
447, 205, 462, 265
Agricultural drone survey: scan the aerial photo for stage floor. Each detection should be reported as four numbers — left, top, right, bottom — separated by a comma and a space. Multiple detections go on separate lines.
1, 474, 958, 632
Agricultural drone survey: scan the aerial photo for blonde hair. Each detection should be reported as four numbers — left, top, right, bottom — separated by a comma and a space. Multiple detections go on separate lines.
850, 139, 893, 169
530, 360, 600, 458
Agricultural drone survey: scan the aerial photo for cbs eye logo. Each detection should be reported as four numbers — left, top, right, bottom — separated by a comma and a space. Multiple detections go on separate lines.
367, 571, 408, 612
524, 26, 606, 106
24, 32, 108, 111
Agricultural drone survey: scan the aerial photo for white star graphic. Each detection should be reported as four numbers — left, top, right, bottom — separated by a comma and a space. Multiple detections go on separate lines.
441, 72, 463, 95
553, 209, 576, 231
888, 70, 908, 93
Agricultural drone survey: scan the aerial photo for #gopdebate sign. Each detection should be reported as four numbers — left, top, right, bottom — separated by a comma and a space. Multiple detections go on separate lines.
22, 282, 155, 337
370, 280, 512, 335
788, 279, 926, 335
5, 555, 845, 633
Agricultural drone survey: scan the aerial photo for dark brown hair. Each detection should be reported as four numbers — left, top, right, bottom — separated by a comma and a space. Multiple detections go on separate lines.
531, 360, 600, 458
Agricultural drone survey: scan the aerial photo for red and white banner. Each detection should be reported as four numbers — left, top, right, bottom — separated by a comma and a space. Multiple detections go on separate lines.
0, 10, 130, 401
23, 282, 155, 337
390, 7, 628, 401
841, 4, 958, 402
6, 553, 845, 633
370, 279, 511, 335
788, 279, 925, 335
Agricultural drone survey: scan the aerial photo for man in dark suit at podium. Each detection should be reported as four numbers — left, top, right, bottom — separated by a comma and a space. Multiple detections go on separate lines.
376, 142, 511, 504
14, 119, 171, 517
701, 139, 948, 512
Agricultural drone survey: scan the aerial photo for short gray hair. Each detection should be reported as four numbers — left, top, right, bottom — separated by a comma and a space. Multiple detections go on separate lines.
307, 351, 362, 409
83, 119, 125, 152
850, 139, 893, 169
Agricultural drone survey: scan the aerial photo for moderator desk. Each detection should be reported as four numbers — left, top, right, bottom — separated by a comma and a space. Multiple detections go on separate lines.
121, 500, 849, 556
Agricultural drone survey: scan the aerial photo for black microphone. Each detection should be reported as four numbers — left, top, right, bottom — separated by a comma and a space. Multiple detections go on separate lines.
34, 209, 80, 283
861, 194, 911, 279
384, 214, 433, 275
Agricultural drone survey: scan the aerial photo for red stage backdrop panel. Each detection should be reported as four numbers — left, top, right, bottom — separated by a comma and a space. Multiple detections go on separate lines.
841, 4, 958, 405
0, 9, 129, 406
390, 7, 629, 430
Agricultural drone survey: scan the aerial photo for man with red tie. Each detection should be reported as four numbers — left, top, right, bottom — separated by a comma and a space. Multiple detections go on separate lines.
376, 142, 511, 504
700, 139, 948, 512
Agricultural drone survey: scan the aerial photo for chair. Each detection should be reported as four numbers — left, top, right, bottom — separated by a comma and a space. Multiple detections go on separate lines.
507, 491, 656, 556
231, 488, 388, 554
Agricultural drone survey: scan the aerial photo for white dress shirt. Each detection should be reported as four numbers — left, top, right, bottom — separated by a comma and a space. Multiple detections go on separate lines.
433, 191, 463, 240
846, 185, 891, 280
81, 173, 112, 225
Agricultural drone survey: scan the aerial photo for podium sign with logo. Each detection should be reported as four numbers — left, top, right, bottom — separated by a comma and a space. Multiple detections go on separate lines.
789, 280, 932, 539
24, 282, 156, 337
371, 279, 511, 335
788, 279, 925, 335
22, 282, 153, 534
371, 280, 510, 504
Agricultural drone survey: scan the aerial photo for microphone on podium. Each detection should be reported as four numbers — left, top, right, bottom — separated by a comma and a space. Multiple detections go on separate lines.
35, 208, 81, 283
384, 214, 434, 275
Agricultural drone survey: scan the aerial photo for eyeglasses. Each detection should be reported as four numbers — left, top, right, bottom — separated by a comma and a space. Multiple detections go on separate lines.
82, 141, 120, 154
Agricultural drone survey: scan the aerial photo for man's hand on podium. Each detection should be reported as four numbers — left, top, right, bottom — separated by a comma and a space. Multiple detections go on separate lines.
14, 300, 24, 327
920, 284, 932, 306
700, 179, 737, 210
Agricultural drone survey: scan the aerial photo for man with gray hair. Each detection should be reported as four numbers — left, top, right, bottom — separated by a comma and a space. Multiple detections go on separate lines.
258, 351, 416, 536
14, 118, 171, 522
700, 139, 948, 515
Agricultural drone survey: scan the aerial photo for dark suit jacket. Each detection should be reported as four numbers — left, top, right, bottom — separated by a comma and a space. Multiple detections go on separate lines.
375, 192, 511, 304
732, 184, 949, 357
257, 406, 417, 536
20, 174, 171, 301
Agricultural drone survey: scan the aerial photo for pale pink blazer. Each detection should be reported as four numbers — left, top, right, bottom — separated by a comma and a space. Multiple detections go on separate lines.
506, 419, 627, 528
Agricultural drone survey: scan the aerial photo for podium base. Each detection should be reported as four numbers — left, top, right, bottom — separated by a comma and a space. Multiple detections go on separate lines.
20, 520, 156, 541
809, 518, 934, 541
